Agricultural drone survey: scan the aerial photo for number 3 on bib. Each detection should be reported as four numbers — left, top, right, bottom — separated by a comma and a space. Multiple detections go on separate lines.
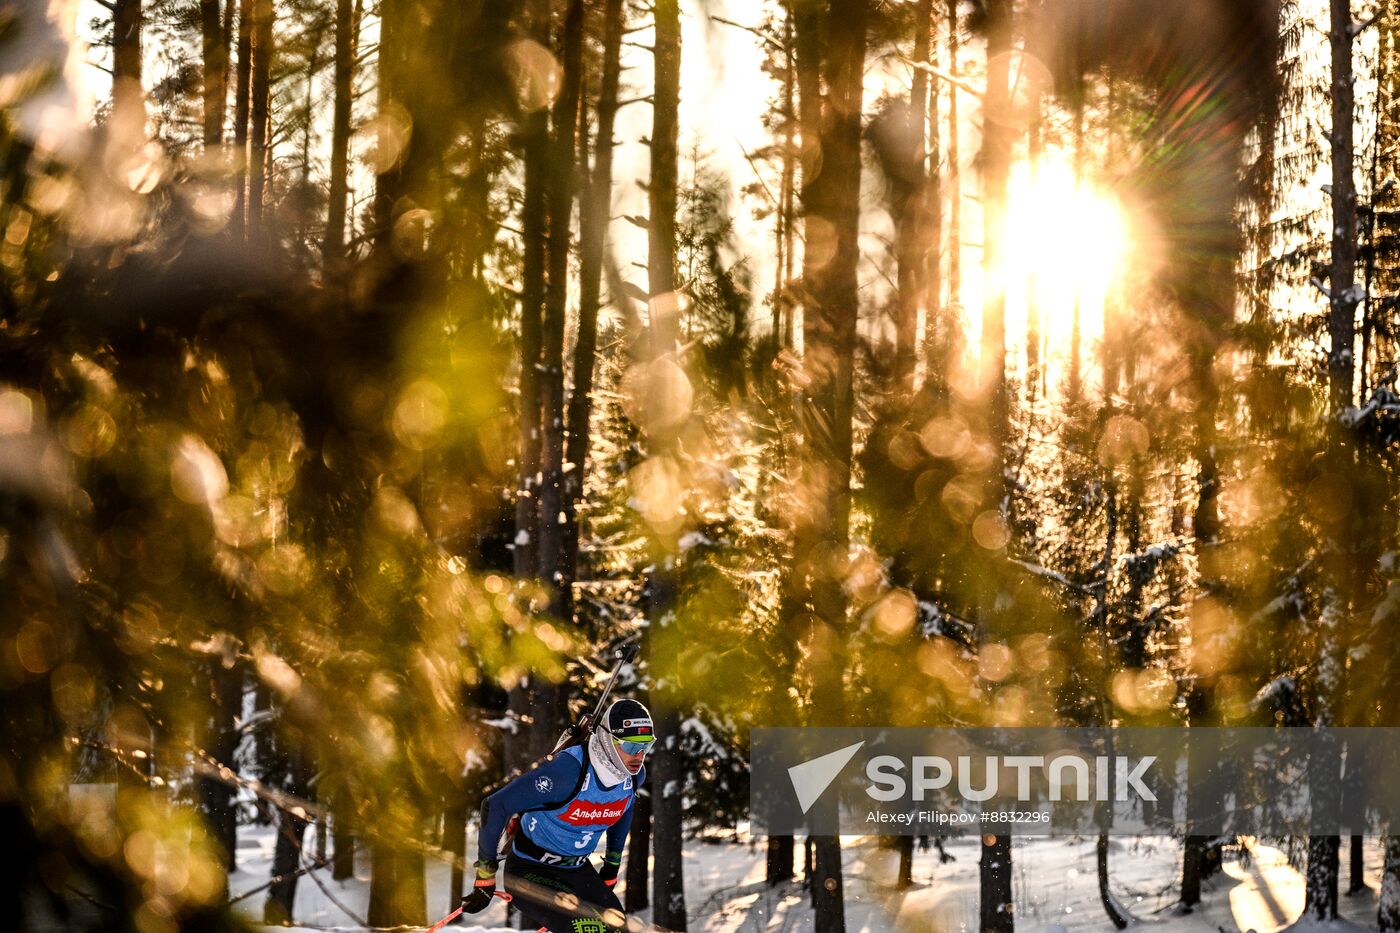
573, 831, 594, 850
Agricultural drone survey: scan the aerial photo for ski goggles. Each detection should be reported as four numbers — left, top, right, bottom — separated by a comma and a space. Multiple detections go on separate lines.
604, 730, 654, 755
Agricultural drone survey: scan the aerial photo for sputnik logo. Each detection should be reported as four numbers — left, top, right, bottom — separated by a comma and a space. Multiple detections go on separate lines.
788, 742, 865, 814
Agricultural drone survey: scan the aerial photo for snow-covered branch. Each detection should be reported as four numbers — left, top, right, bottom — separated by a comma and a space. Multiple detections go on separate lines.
1008, 558, 1098, 596
1349, 9, 1384, 37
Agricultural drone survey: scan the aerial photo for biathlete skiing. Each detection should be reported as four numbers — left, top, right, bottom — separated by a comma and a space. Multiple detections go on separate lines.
458, 698, 653, 933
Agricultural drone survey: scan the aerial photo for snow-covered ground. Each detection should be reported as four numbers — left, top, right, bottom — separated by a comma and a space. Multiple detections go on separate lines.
230, 828, 1388, 933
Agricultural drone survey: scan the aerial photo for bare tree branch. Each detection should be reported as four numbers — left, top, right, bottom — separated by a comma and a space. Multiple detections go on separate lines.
903, 57, 983, 98
709, 15, 783, 53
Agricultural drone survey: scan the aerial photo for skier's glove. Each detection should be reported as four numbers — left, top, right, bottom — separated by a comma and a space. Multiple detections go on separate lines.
599, 851, 622, 887
461, 859, 499, 913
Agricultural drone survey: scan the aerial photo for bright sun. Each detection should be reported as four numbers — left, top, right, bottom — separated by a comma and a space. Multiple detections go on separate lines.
1001, 156, 1133, 354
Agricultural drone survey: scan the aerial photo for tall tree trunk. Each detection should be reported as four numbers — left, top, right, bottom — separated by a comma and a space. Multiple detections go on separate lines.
1101, 81, 1123, 401
1093, 488, 1130, 930
871, 92, 922, 395
367, 840, 426, 928
1373, 7, 1400, 383
1181, 835, 1203, 908
1307, 1, 1359, 919
533, 0, 587, 762
111, 0, 144, 139
647, 4, 686, 929
1381, 836, 1400, 930
1307, 836, 1342, 922
1326, 0, 1359, 427
650, 694, 686, 931
642, 579, 679, 929
196, 661, 241, 889
322, 0, 356, 264
1066, 95, 1084, 407
979, 837, 1013, 933
360, 3, 456, 919
1180, 682, 1217, 910
509, 0, 551, 772
200, 0, 227, 147
767, 833, 795, 887
295, 26, 323, 260
232, 0, 253, 240
893, 0, 932, 396
332, 796, 355, 880
648, 0, 683, 356
443, 786, 469, 912
922, 0, 944, 395
764, 0, 804, 886
766, 0, 823, 891
776, 1, 798, 346
247, 0, 274, 244
979, 0, 1011, 451
224, 0, 236, 79
943, 0, 960, 337
1349, 835, 1367, 894
798, 0, 867, 930
977, 4, 1015, 931
1174, 35, 1241, 902
263, 750, 313, 925
625, 790, 651, 911
1097, 832, 1129, 929
563, 0, 625, 591
372, 0, 400, 247
1026, 96, 1043, 401
895, 837, 915, 889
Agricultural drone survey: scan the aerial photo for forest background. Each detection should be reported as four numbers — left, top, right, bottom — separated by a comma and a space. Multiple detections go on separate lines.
3, 0, 1400, 931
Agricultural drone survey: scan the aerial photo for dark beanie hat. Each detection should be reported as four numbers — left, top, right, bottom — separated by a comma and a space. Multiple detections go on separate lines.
605, 699, 654, 741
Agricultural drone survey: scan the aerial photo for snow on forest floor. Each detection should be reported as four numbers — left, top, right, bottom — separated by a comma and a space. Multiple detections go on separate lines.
230, 826, 1388, 933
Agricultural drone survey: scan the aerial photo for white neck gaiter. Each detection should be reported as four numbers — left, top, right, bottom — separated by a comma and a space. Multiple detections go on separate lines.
588, 728, 630, 788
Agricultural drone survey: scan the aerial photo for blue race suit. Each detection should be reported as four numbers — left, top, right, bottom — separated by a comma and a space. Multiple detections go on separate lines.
479, 743, 643, 869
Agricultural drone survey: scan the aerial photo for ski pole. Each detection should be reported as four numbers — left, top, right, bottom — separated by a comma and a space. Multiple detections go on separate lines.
424, 890, 512, 933
574, 642, 641, 742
